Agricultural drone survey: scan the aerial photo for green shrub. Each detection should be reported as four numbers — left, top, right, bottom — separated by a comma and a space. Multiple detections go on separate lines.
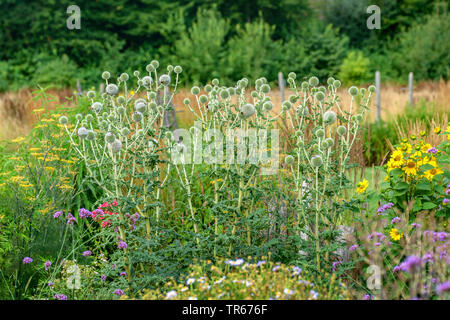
338, 50, 372, 85
32, 55, 78, 89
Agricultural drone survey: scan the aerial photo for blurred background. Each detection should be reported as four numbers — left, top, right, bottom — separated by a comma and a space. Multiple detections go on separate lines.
0, 0, 449, 165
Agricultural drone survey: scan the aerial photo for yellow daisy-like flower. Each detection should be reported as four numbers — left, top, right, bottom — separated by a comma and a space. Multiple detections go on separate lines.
390, 228, 403, 241
356, 179, 369, 194
434, 127, 441, 134
399, 143, 412, 154
420, 143, 431, 154
390, 150, 405, 167
419, 130, 426, 137
424, 167, 443, 181
447, 126, 450, 140
130, 90, 135, 96
403, 160, 417, 176
11, 136, 25, 143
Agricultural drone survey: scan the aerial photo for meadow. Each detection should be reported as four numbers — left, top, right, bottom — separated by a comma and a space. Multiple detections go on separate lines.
0, 62, 448, 301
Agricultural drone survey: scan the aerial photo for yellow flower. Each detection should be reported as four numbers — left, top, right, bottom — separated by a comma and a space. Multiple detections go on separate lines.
32, 108, 45, 113
419, 130, 426, 137
356, 179, 369, 194
447, 126, 450, 140
130, 90, 135, 96
389, 150, 405, 167
424, 167, 443, 181
399, 143, 412, 154
420, 143, 431, 154
390, 228, 403, 241
434, 127, 441, 134
11, 136, 25, 143
403, 160, 417, 176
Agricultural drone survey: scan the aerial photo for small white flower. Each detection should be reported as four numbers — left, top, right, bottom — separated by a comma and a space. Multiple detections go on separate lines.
166, 290, 177, 299
186, 278, 195, 285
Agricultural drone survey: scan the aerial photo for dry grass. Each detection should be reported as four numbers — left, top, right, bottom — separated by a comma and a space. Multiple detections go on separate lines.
1, 81, 449, 141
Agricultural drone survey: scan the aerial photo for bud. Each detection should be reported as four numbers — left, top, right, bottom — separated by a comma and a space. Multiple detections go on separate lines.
159, 74, 171, 86
204, 84, 212, 93
288, 72, 296, 80
102, 71, 111, 80
86, 130, 97, 141
59, 116, 68, 125
241, 103, 255, 119
85, 114, 94, 122
174, 65, 182, 74
167, 65, 173, 73
133, 70, 140, 77
191, 86, 200, 95
323, 110, 337, 124
199, 95, 209, 104
106, 84, 119, 95
282, 101, 292, 111
348, 86, 359, 96
309, 76, 319, 87
111, 139, 122, 153
333, 80, 341, 88
219, 90, 229, 99
301, 81, 309, 89
75, 114, 83, 121
132, 112, 143, 122
315, 91, 325, 101
117, 96, 126, 104
184, 98, 190, 105
368, 85, 376, 93
327, 77, 335, 86
146, 64, 154, 73
212, 78, 219, 86
121, 127, 130, 136
263, 101, 273, 111
105, 132, 116, 144
260, 84, 270, 94
324, 138, 334, 148
355, 114, 363, 122
77, 127, 89, 139
150, 60, 159, 69
87, 90, 96, 99
311, 155, 323, 167
337, 125, 347, 136
135, 101, 147, 113
315, 128, 325, 138
285, 155, 295, 165
120, 73, 129, 82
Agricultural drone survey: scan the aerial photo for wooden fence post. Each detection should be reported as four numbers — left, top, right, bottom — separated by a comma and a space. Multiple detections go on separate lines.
375, 71, 381, 122
278, 72, 285, 103
409, 72, 414, 108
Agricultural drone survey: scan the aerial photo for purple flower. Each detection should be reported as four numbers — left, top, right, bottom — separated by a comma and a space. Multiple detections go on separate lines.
411, 223, 421, 228
362, 294, 374, 300
67, 213, 76, 225
23, 257, 33, 264
393, 265, 401, 273
53, 211, 63, 219
114, 289, 124, 296
82, 250, 92, 257
48, 281, 54, 287
427, 147, 437, 154
422, 252, 433, 264
78, 208, 92, 219
256, 260, 266, 267
54, 294, 67, 300
349, 244, 358, 251
399, 255, 422, 273
374, 242, 381, 246
112, 263, 117, 269
101, 274, 106, 282
436, 282, 450, 295
391, 217, 401, 224
44, 260, 51, 271
443, 198, 450, 205
120, 271, 127, 277
118, 241, 128, 250
332, 261, 342, 272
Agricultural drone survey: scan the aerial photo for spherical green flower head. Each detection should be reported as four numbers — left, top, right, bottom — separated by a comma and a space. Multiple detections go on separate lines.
59, 116, 68, 125
86, 130, 97, 141
121, 127, 130, 136
324, 138, 334, 148
337, 125, 347, 136
159, 74, 171, 86
146, 64, 154, 73
142, 76, 153, 87
219, 90, 229, 99
105, 132, 116, 144
133, 70, 140, 77
260, 84, 270, 94
228, 87, 236, 96
174, 65, 182, 74
284, 155, 295, 165
311, 155, 323, 167
309, 76, 319, 87
150, 60, 159, 69
315, 128, 325, 138
120, 73, 129, 82
241, 103, 255, 119
263, 101, 273, 111
204, 84, 212, 93
85, 114, 94, 122
183, 98, 190, 105
106, 84, 119, 95
355, 114, 363, 122
75, 113, 83, 121
333, 80, 341, 88
117, 96, 126, 104
77, 127, 89, 139
212, 78, 219, 86
327, 77, 335, 86
101, 71, 111, 80
191, 86, 200, 95
315, 91, 325, 101
87, 90, 96, 99
132, 111, 143, 122
301, 81, 309, 90
135, 101, 147, 113
323, 110, 337, 125
111, 139, 122, 153
348, 86, 359, 96
199, 95, 209, 104
208, 101, 219, 112
288, 72, 296, 80
368, 85, 376, 93
282, 101, 292, 111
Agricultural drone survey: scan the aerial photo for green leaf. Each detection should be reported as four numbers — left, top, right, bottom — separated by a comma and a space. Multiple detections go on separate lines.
422, 202, 437, 210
